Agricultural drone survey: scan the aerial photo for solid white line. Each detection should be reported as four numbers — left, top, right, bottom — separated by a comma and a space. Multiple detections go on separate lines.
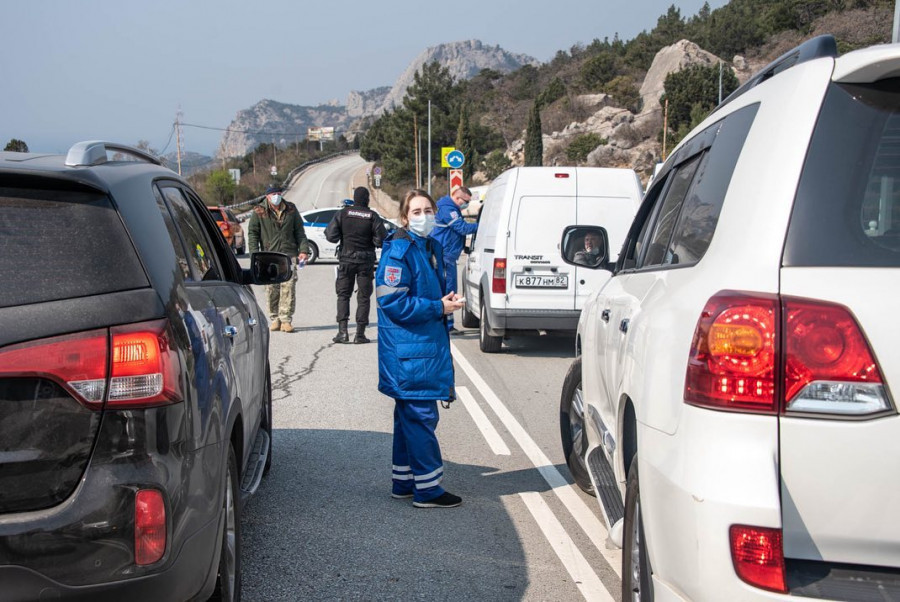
456, 386, 511, 455
451, 342, 622, 578
519, 492, 614, 602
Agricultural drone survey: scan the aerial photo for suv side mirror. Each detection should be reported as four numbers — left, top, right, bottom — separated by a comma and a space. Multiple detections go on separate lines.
560, 225, 610, 270
243, 252, 292, 285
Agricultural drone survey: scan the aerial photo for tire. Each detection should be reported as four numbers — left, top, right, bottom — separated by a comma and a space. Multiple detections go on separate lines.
460, 281, 480, 328
559, 358, 594, 495
479, 300, 502, 353
307, 242, 319, 265
211, 444, 242, 602
263, 365, 273, 476
622, 457, 653, 602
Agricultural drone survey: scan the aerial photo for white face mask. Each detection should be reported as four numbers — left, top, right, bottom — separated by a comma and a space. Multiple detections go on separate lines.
408, 214, 435, 237
269, 194, 282, 206
588, 246, 600, 256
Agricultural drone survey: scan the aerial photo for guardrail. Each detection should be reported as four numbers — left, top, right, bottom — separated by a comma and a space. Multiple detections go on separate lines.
229, 150, 359, 212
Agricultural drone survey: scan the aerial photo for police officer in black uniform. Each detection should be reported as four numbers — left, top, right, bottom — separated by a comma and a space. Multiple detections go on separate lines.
325, 186, 387, 344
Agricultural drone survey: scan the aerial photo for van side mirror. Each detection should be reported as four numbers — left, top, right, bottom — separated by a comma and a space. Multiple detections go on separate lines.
560, 225, 610, 270
243, 252, 292, 285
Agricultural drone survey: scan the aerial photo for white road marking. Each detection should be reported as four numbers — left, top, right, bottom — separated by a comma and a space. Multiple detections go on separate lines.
451, 342, 623, 578
520, 492, 615, 602
456, 386, 510, 455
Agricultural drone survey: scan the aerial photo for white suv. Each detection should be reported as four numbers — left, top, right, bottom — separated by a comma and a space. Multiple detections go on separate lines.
560, 36, 900, 600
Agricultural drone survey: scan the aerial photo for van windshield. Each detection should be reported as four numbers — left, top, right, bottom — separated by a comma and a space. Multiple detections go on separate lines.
785, 78, 900, 267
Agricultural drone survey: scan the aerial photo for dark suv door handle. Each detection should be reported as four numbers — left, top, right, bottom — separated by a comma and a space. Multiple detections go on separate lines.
620, 319, 629, 333
601, 309, 610, 322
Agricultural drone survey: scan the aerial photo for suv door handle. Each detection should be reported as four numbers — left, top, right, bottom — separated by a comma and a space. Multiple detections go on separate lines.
601, 309, 610, 322
248, 317, 258, 327
619, 319, 629, 333
223, 325, 238, 338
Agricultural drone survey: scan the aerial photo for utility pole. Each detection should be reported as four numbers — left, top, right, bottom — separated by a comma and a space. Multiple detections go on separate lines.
894, 0, 900, 42
175, 109, 184, 176
718, 61, 723, 104
414, 113, 420, 188
427, 100, 432, 196
662, 98, 669, 161
272, 137, 277, 175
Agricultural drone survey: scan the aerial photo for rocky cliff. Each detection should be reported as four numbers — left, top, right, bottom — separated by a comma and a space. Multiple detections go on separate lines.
218, 40, 538, 158
377, 39, 539, 114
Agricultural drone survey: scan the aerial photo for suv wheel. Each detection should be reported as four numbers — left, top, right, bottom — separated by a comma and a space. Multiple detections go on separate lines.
307, 242, 319, 265
263, 365, 273, 476
623, 457, 652, 601
559, 358, 594, 495
211, 444, 242, 602
479, 299, 502, 353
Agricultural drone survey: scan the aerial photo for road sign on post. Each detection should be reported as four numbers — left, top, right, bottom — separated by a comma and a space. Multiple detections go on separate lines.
441, 147, 456, 169
449, 169, 463, 190
374, 174, 382, 188
446, 150, 465, 169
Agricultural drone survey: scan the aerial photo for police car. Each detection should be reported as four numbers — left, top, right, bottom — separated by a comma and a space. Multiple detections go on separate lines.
301, 203, 396, 263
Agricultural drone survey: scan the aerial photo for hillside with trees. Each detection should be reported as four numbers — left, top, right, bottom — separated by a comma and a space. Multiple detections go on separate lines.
361, 0, 892, 191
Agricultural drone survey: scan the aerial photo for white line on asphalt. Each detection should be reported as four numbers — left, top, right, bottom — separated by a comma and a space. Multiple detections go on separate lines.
451, 343, 623, 578
519, 492, 615, 602
456, 386, 511, 455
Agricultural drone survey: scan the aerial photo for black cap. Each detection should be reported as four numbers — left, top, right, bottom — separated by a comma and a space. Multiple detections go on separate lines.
265, 185, 283, 195
353, 187, 370, 206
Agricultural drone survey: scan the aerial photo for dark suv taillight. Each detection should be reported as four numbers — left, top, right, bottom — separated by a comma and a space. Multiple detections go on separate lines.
0, 319, 183, 409
685, 291, 890, 417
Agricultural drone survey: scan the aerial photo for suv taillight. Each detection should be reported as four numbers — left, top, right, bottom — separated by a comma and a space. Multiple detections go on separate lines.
685, 292, 890, 417
730, 525, 786, 593
0, 320, 182, 409
492, 259, 507, 294
684, 292, 779, 413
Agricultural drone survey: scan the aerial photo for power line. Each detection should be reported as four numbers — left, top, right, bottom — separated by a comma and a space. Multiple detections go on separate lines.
180, 122, 357, 137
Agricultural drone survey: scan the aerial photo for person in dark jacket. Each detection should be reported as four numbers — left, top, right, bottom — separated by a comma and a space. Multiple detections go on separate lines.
375, 189, 465, 508
247, 185, 310, 332
324, 186, 387, 344
429, 185, 477, 334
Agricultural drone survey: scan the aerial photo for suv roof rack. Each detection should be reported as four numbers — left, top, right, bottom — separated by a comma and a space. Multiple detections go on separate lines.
712, 34, 838, 115
65, 140, 163, 167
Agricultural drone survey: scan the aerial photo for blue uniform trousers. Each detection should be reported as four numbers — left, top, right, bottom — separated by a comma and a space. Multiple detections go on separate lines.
443, 259, 458, 331
392, 399, 445, 502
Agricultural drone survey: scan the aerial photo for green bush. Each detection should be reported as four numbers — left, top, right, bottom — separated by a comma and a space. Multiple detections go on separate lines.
566, 133, 607, 163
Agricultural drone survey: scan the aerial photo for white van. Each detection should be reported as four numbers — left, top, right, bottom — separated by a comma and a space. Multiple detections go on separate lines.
460, 166, 642, 352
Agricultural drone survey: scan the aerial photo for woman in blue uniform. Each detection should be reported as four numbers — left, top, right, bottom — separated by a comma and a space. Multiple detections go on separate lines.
375, 189, 466, 508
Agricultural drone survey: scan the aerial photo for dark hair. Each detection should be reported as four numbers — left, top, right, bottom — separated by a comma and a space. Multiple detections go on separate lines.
399, 189, 436, 226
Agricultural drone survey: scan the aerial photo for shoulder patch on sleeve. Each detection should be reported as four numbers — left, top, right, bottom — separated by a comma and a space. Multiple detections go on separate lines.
450, 211, 458, 219
385, 266, 402, 286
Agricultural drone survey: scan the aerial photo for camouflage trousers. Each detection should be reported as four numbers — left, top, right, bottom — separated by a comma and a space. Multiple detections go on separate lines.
266, 268, 297, 323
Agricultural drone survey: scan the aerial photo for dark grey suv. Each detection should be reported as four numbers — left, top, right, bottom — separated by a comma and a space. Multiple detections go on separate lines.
0, 141, 291, 601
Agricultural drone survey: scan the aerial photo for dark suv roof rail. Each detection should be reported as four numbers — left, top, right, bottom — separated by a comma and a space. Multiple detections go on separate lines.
65, 140, 163, 167
712, 35, 838, 115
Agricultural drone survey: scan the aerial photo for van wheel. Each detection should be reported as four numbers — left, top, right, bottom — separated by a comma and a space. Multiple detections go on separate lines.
307, 242, 319, 265
210, 444, 242, 602
623, 457, 653, 602
479, 301, 502, 353
559, 358, 594, 495
460, 282, 480, 328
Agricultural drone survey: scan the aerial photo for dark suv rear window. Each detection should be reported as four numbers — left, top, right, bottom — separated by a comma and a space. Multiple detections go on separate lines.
785, 78, 900, 267
0, 187, 148, 308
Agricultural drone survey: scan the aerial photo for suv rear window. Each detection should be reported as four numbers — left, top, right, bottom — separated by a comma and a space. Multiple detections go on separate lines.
0, 187, 148, 308
785, 78, 900, 267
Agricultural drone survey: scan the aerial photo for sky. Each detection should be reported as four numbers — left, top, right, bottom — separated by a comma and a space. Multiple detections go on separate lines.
2, 0, 728, 157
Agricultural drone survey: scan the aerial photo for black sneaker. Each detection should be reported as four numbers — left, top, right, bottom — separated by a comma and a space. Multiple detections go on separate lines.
413, 492, 462, 508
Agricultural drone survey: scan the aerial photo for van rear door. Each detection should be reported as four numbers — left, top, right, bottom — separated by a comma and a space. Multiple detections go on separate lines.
506, 168, 577, 310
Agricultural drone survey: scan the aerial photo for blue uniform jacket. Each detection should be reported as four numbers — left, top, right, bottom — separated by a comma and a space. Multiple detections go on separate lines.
429, 196, 478, 264
376, 229, 455, 401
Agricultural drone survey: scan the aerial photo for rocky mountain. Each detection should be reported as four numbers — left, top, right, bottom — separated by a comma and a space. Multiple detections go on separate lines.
218, 40, 538, 158
376, 39, 539, 114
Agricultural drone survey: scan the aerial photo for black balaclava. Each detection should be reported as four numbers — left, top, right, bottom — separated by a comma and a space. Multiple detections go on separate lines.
353, 187, 370, 207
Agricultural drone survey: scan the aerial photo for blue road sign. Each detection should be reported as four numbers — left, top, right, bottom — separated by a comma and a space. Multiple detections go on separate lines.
446, 150, 465, 169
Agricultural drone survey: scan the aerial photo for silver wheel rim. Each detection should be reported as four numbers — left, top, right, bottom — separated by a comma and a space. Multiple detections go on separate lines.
224, 467, 236, 599
569, 386, 586, 464
630, 498, 642, 601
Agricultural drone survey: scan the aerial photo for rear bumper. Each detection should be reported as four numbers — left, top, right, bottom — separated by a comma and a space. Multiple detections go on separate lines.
488, 307, 580, 334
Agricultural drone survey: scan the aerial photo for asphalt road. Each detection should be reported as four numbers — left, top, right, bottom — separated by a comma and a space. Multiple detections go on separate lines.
238, 155, 622, 601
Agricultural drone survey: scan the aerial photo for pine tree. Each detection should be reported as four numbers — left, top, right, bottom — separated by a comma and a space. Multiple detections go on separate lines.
455, 103, 474, 182
524, 101, 543, 167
